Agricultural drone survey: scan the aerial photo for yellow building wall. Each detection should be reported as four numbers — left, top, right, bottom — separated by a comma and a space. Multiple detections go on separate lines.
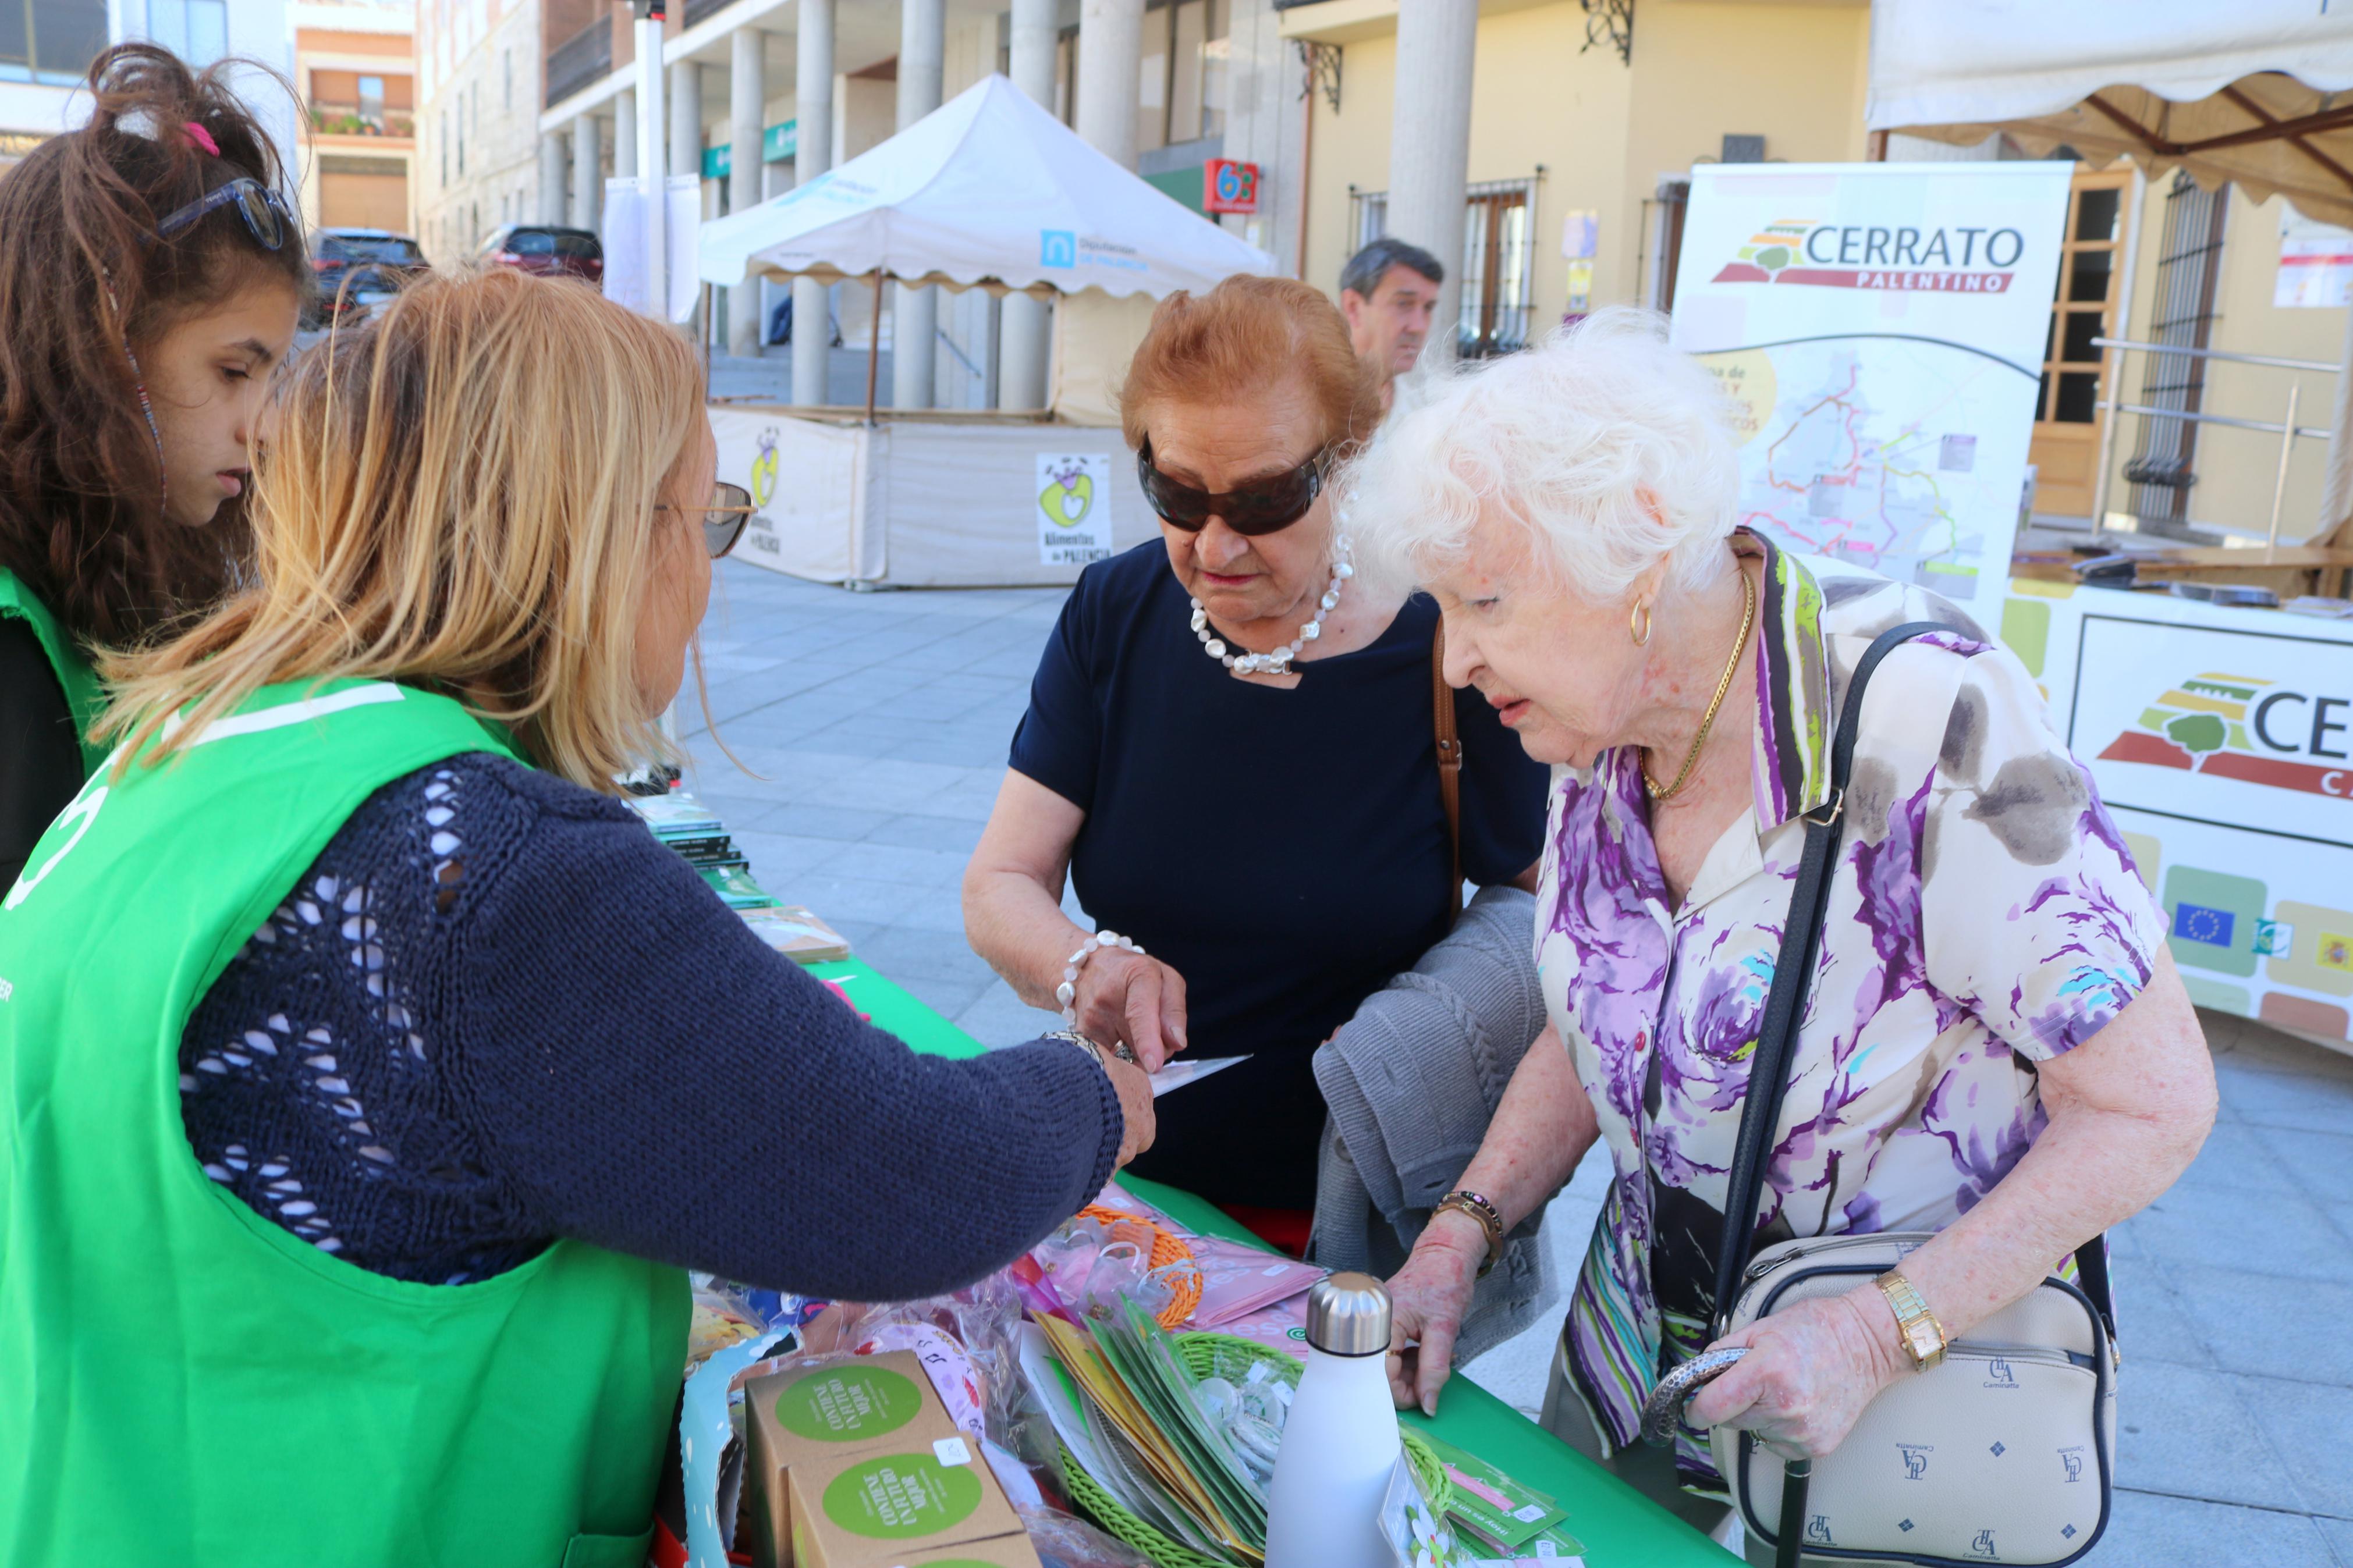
1297, 0, 1869, 331
1621, 1, 1871, 305
2107, 178, 2348, 541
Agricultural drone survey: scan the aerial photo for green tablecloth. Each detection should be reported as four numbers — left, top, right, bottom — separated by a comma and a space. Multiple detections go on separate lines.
808, 958, 1736, 1566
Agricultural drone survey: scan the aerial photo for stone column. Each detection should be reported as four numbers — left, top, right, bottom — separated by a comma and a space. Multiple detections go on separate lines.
998, 0, 1056, 410
1386, 0, 1475, 368
728, 26, 766, 357
539, 126, 566, 226
669, 59, 702, 179
1076, 0, 1144, 170
793, 0, 836, 406
571, 115, 601, 233
614, 88, 638, 180
892, 0, 946, 409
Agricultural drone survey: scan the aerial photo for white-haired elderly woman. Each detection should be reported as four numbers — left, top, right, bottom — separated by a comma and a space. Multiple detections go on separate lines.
1351, 310, 2216, 1539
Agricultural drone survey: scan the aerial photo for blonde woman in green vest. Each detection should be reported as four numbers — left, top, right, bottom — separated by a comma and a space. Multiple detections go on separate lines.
0, 266, 1152, 1565
0, 45, 308, 886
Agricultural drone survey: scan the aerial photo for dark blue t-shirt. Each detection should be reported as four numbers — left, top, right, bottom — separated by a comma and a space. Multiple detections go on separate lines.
1009, 542, 1550, 1207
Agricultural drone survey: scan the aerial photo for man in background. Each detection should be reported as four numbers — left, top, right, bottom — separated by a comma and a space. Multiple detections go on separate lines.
1339, 237, 1445, 410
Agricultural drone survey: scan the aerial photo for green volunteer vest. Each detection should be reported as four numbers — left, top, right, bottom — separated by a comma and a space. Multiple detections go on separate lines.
0, 678, 688, 1567
0, 565, 108, 776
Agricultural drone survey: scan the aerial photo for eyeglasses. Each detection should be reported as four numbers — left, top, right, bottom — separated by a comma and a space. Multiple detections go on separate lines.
148, 177, 296, 252
1136, 438, 1330, 537
662, 481, 757, 559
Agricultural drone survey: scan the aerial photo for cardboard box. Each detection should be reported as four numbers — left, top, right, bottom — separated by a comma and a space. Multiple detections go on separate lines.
885, 1535, 1044, 1567
786, 1441, 1026, 1568
744, 1352, 962, 1568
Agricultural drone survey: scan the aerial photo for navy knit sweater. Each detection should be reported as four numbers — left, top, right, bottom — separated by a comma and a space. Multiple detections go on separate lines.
178, 753, 1122, 1294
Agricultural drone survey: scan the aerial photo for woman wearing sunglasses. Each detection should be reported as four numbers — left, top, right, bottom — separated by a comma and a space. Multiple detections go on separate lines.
0, 44, 308, 890
964, 275, 1549, 1249
0, 267, 1152, 1565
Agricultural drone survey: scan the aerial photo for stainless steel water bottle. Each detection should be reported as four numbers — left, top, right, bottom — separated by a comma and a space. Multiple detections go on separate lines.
1264, 1272, 1404, 1567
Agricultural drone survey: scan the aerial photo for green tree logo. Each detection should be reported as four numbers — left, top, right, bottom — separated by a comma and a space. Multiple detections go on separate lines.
2164, 712, 2227, 756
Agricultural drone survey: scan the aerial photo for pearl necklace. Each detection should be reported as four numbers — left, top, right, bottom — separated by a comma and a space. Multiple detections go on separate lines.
1190, 536, 1354, 677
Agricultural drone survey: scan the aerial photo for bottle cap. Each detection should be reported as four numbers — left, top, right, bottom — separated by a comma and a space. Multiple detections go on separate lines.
1304, 1272, 1392, 1357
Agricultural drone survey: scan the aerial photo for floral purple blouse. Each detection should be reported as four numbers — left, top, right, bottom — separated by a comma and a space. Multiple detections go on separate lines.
1538, 532, 2164, 1487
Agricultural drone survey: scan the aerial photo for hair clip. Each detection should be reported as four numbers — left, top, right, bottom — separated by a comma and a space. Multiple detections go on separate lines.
183, 120, 219, 157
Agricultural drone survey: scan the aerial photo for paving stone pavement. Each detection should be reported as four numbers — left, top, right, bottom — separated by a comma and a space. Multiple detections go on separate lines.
682, 560, 2353, 1565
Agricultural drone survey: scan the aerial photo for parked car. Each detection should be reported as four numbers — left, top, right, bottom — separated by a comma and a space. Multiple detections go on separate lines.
308, 228, 427, 324
475, 225, 604, 284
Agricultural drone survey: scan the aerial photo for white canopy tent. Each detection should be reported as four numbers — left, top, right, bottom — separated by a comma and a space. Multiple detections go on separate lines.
1866, 0, 2353, 539
694, 74, 1272, 588
697, 70, 1273, 325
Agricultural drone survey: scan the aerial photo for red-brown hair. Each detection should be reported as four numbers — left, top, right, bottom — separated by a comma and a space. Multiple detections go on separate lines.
1120, 275, 1383, 458
0, 43, 311, 648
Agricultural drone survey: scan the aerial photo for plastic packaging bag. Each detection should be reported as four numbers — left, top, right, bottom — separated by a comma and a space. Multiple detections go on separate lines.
1017, 1504, 1160, 1568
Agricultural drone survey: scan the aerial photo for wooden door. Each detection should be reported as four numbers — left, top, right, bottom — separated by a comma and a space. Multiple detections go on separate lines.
2028, 167, 2134, 521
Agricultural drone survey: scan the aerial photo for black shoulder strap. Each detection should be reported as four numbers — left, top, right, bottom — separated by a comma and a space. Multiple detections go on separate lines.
1709, 622, 1943, 1338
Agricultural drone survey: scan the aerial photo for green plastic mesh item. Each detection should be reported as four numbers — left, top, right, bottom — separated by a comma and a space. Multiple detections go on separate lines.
1059, 1331, 1450, 1568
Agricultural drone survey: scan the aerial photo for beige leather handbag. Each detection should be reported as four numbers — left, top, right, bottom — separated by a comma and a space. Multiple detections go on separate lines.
1642, 624, 2121, 1568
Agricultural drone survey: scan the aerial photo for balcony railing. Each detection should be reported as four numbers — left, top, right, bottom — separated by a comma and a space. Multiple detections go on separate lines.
545, 17, 612, 109
309, 106, 415, 139
682, 0, 735, 25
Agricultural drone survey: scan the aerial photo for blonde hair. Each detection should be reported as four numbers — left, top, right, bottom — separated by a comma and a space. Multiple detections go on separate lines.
98, 266, 705, 790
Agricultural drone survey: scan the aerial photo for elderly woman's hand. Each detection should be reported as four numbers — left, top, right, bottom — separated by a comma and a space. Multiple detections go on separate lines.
1099, 1052, 1157, 1169
1383, 1208, 1488, 1415
1684, 1286, 1908, 1460
1073, 948, 1190, 1072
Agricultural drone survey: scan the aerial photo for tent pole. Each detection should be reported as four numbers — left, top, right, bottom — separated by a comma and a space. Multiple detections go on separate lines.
865, 270, 885, 425
702, 280, 714, 387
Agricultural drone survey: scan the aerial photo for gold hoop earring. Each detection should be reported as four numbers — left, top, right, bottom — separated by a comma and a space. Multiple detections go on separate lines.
1630, 598, 1653, 647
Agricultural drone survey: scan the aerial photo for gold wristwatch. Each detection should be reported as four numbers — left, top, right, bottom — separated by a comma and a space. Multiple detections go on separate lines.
1876, 1271, 1949, 1371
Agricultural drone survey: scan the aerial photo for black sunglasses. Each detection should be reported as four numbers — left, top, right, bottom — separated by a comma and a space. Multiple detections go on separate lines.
148, 177, 295, 251
662, 482, 757, 559
1136, 437, 1330, 537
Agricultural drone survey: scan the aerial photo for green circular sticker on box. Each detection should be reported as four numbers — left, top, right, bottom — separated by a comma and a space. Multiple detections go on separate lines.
776, 1365, 927, 1442
822, 1453, 983, 1540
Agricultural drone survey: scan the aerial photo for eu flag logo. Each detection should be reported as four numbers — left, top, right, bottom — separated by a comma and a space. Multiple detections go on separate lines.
2172, 902, 2236, 947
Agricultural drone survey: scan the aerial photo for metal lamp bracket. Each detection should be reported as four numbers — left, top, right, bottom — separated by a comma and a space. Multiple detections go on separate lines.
1580, 0, 1633, 65
1296, 40, 1341, 115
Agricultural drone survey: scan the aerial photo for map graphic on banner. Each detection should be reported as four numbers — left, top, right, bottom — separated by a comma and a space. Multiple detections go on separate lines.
1668, 163, 2072, 599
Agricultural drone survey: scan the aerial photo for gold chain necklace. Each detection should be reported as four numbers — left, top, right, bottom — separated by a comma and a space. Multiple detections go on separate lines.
1642, 566, 1756, 802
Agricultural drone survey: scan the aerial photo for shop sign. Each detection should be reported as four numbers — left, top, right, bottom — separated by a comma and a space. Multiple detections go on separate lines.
1037, 453, 1113, 567
701, 119, 798, 181
1203, 159, 1259, 214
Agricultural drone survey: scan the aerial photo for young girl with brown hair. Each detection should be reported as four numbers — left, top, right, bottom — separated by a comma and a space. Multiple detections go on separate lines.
0, 42, 309, 885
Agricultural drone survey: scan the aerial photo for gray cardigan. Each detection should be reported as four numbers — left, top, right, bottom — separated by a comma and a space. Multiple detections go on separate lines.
1308, 884, 1557, 1364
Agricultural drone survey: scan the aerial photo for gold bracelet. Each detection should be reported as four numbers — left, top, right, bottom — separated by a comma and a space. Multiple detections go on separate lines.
1876, 1271, 1949, 1371
1433, 1190, 1505, 1279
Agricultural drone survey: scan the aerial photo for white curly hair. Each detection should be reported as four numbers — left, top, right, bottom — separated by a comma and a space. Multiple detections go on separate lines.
1345, 306, 1740, 602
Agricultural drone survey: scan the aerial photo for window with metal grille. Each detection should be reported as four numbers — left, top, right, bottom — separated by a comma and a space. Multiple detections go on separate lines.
1459, 177, 1536, 358
1348, 188, 1387, 253
2122, 172, 2228, 524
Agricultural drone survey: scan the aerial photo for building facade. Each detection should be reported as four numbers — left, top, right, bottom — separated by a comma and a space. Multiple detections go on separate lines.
416, 0, 551, 263
7, 0, 296, 176
294, 0, 417, 234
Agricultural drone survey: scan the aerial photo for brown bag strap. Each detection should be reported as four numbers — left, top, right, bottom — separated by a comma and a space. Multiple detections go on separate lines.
1433, 620, 1463, 919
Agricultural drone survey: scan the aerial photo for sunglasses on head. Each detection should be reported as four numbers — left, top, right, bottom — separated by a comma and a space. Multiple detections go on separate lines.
661, 481, 758, 559
147, 177, 296, 252
1136, 437, 1330, 537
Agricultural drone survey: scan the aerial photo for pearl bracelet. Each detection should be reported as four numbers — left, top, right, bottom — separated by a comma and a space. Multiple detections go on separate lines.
1057, 929, 1145, 1026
